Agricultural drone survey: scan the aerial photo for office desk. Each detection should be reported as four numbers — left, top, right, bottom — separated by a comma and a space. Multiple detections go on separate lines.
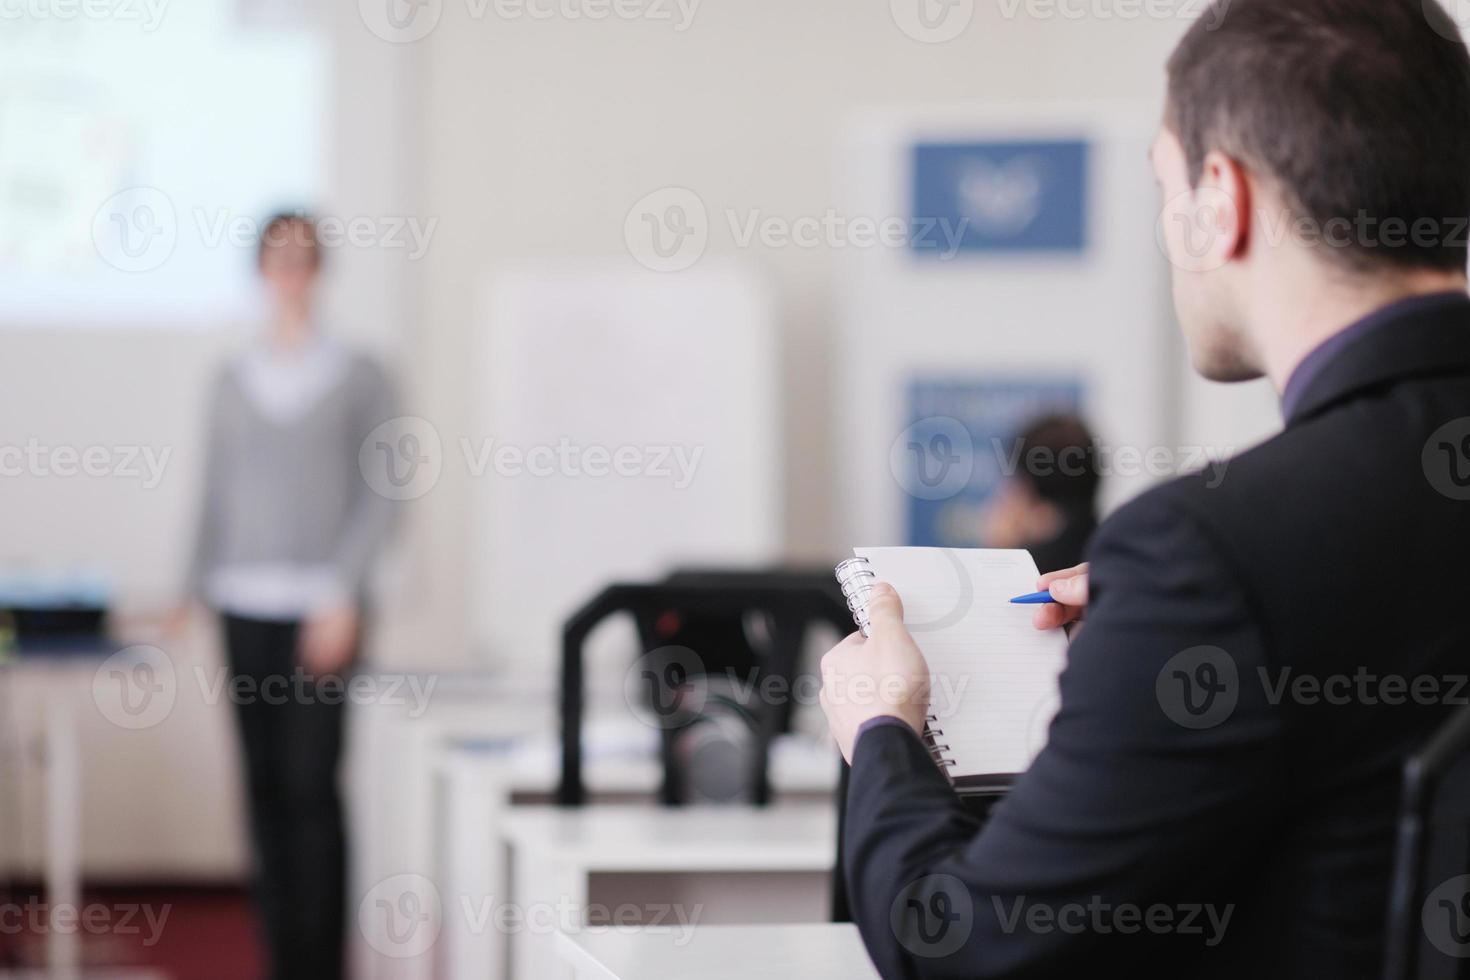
502, 805, 836, 980
361, 696, 837, 980
556, 924, 879, 980
353, 677, 546, 980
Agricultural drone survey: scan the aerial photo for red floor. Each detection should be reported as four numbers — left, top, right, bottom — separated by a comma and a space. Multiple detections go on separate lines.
0, 885, 262, 980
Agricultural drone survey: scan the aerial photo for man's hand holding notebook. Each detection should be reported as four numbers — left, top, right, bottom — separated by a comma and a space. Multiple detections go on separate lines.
819, 580, 930, 764
822, 548, 1075, 784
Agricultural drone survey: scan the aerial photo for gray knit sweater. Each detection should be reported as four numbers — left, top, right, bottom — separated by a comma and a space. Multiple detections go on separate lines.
187, 345, 398, 617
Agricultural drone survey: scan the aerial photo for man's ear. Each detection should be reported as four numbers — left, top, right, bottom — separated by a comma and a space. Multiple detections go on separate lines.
1196, 149, 1252, 263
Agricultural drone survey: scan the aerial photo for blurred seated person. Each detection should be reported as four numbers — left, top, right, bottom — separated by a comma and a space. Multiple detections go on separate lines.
979, 412, 1099, 573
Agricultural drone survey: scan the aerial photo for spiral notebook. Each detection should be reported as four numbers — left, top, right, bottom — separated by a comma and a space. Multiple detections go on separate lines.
835, 548, 1069, 788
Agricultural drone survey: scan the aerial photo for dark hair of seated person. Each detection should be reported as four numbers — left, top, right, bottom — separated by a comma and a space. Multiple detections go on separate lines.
1013, 412, 1100, 573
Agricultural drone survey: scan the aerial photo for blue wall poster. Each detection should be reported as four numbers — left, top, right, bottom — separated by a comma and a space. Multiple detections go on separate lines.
896, 377, 1084, 547
911, 139, 1090, 255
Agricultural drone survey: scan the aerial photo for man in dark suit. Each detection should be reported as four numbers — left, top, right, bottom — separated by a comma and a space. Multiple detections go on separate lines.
819, 1, 1470, 977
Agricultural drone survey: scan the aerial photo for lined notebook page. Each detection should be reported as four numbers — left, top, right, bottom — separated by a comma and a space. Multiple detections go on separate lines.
854, 547, 1069, 778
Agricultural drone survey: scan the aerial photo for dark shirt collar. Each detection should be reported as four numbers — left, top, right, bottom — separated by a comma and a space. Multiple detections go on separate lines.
1281, 291, 1470, 419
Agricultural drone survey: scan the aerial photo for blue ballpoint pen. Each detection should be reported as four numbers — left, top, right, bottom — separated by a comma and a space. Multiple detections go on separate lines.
1009, 590, 1057, 604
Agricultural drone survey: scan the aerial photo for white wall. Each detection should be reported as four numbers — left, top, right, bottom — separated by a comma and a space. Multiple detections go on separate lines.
833, 104, 1177, 547
0, 0, 1293, 883
0, 0, 429, 641
0, 3, 428, 881
411, 0, 1281, 659
0, 1, 1284, 670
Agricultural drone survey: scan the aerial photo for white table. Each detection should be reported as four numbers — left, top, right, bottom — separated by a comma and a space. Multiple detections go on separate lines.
557, 924, 879, 980
3, 649, 99, 978
2, 646, 163, 980
358, 690, 838, 980
502, 805, 837, 980
502, 724, 840, 803
351, 678, 547, 980
428, 727, 838, 980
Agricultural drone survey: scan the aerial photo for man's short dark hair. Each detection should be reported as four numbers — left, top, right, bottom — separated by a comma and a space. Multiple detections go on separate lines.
257, 210, 321, 269
1167, 0, 1470, 273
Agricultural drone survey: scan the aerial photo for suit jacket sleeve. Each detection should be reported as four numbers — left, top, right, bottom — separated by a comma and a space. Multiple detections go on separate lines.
843, 492, 1288, 978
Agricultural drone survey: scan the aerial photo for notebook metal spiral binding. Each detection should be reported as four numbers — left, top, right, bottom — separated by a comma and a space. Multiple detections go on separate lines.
833, 557, 956, 777
833, 557, 877, 637
923, 713, 956, 770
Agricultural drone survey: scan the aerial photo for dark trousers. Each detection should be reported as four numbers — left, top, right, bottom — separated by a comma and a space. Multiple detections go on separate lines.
222, 614, 349, 980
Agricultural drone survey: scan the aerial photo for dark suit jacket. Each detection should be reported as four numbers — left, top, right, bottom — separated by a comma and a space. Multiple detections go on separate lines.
845, 296, 1470, 979
1025, 504, 1096, 576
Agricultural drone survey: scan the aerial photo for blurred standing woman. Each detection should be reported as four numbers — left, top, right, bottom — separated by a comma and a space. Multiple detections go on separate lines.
185, 213, 396, 980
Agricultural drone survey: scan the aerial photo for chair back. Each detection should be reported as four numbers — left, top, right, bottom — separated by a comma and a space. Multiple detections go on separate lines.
1384, 705, 1470, 980
558, 569, 850, 806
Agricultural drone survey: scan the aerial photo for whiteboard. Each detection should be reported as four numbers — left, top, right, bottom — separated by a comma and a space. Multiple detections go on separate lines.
473, 262, 781, 669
